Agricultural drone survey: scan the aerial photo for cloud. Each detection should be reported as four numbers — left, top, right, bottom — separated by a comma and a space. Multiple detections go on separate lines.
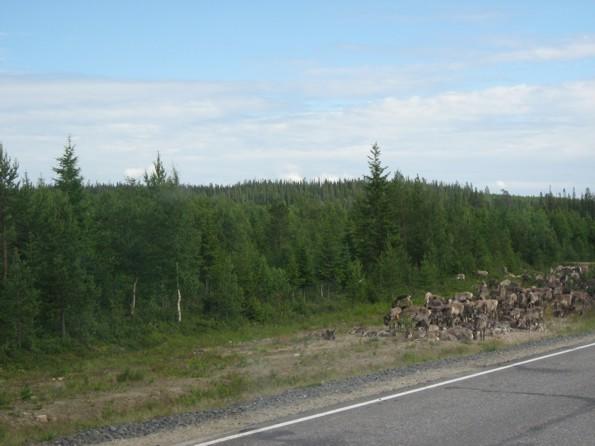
0, 76, 594, 195
493, 37, 595, 62
124, 167, 145, 179
281, 172, 304, 182
296, 65, 455, 99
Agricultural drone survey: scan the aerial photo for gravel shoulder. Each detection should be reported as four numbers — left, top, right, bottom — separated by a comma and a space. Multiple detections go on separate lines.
47, 329, 595, 446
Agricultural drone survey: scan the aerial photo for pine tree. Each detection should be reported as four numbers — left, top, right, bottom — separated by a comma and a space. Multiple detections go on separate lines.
143, 153, 179, 187
0, 144, 19, 281
369, 239, 411, 301
268, 201, 291, 268
53, 136, 84, 212
0, 251, 39, 351
206, 255, 243, 320
354, 143, 392, 269
32, 191, 97, 339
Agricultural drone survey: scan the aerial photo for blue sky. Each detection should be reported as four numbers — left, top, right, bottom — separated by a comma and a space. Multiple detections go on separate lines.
1, 1, 595, 194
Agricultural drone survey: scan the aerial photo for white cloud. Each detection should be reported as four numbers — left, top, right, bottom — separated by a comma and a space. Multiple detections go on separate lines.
279, 164, 304, 182
0, 76, 594, 195
281, 172, 304, 182
493, 37, 595, 62
296, 64, 456, 98
124, 167, 145, 179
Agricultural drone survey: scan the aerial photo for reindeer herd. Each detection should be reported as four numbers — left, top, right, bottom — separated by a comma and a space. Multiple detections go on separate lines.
383, 265, 594, 342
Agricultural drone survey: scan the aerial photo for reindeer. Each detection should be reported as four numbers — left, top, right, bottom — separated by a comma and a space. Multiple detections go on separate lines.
447, 299, 465, 327
474, 312, 488, 341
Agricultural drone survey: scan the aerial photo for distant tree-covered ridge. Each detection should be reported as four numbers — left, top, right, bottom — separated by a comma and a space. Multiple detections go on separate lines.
0, 141, 594, 354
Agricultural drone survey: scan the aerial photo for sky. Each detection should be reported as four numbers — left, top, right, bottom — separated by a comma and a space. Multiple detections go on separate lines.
1, 0, 595, 195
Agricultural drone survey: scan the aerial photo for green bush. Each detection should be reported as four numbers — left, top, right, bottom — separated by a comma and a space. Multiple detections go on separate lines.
20, 385, 33, 401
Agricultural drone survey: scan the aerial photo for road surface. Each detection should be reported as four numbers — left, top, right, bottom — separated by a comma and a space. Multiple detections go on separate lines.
192, 342, 595, 446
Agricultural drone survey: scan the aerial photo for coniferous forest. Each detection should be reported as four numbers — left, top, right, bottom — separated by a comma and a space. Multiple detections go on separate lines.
1, 141, 594, 356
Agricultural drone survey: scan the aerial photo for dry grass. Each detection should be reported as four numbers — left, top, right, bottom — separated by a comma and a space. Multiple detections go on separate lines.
1, 307, 594, 446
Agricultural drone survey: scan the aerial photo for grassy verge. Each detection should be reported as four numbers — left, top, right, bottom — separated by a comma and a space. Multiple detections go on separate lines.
1, 301, 593, 446
0, 300, 387, 445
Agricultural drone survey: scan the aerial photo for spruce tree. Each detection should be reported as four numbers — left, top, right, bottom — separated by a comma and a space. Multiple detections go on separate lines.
0, 144, 19, 281
53, 136, 84, 212
354, 143, 392, 269
143, 152, 179, 187
0, 251, 39, 351
29, 191, 95, 339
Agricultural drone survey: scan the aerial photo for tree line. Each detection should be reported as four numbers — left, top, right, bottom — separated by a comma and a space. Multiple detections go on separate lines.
0, 141, 594, 355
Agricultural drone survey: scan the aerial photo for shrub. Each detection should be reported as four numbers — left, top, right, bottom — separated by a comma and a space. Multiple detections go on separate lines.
20, 385, 33, 401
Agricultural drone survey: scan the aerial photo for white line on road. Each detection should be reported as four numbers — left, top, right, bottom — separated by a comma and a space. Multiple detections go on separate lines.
191, 340, 595, 446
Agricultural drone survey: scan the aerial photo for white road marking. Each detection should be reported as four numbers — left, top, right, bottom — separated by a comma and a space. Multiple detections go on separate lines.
191, 340, 595, 446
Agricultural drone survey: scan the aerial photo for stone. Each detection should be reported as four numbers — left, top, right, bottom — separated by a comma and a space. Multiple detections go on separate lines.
36, 414, 48, 423
446, 327, 473, 341
427, 324, 440, 340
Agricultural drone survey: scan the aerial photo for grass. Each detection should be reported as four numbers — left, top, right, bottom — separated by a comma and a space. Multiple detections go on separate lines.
555, 309, 595, 335
0, 300, 594, 446
0, 390, 10, 410
398, 342, 478, 367
115, 368, 145, 383
480, 339, 502, 352
0, 299, 388, 445
20, 385, 33, 401
177, 373, 247, 407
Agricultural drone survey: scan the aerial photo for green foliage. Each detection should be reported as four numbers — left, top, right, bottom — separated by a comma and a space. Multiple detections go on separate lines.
0, 143, 20, 283
344, 260, 366, 302
205, 255, 243, 320
143, 152, 179, 187
53, 136, 83, 211
0, 141, 594, 354
28, 190, 96, 339
242, 296, 275, 323
20, 384, 33, 401
369, 240, 411, 301
354, 143, 393, 268
0, 251, 39, 352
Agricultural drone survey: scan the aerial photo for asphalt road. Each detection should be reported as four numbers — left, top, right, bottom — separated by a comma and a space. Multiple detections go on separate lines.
199, 343, 595, 446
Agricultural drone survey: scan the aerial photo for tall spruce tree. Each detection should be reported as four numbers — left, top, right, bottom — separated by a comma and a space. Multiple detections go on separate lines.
354, 143, 392, 269
33, 139, 96, 339
53, 136, 83, 212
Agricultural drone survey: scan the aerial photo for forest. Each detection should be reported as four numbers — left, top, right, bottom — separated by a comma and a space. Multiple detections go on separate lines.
1, 141, 594, 356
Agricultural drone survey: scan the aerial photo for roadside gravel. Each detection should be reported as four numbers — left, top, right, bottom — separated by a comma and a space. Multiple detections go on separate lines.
44, 331, 595, 446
